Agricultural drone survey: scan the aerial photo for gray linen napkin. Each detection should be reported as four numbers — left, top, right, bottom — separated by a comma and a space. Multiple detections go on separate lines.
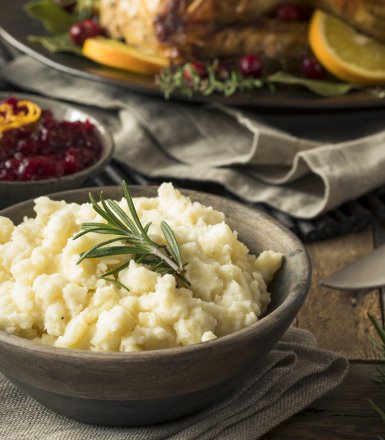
2, 56, 385, 219
0, 327, 348, 440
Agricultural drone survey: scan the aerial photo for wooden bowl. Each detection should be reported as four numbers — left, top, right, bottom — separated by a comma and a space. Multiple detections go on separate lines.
0, 186, 311, 426
0, 92, 114, 208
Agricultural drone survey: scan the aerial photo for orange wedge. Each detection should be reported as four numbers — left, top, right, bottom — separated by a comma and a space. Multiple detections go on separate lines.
82, 37, 169, 76
309, 10, 385, 85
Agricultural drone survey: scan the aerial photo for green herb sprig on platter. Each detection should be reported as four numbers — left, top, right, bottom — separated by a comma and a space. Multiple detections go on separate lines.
157, 60, 263, 99
73, 182, 190, 291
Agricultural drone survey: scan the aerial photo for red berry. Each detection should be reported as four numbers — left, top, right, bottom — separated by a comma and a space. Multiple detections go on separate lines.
19, 156, 61, 180
216, 63, 229, 80
70, 24, 88, 46
239, 55, 263, 78
69, 19, 102, 46
183, 62, 207, 82
276, 4, 309, 21
302, 56, 326, 79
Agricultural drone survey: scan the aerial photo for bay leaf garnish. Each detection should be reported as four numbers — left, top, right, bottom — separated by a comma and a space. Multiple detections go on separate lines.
268, 71, 361, 97
25, 0, 77, 34
28, 33, 82, 54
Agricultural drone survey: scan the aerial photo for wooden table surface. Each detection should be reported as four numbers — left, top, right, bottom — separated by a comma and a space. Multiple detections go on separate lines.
267, 228, 385, 439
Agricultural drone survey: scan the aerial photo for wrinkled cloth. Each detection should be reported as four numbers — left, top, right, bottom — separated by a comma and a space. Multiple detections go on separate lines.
0, 327, 348, 440
2, 56, 385, 218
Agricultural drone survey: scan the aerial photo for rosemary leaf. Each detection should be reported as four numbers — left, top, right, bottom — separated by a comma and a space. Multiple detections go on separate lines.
161, 221, 183, 269
369, 399, 385, 423
122, 182, 146, 236
102, 261, 131, 277
105, 199, 137, 233
99, 276, 131, 293
77, 237, 131, 263
100, 193, 128, 232
80, 245, 142, 260
369, 314, 385, 346
144, 222, 152, 234
73, 224, 128, 239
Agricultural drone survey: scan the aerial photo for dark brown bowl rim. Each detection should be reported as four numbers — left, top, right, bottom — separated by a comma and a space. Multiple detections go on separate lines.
0, 185, 312, 361
0, 92, 114, 185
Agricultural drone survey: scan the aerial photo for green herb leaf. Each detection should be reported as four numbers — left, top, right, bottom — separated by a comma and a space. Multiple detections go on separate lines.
25, 0, 78, 34
268, 71, 361, 97
102, 261, 131, 277
106, 199, 137, 234
369, 399, 385, 423
28, 33, 82, 54
161, 221, 183, 269
77, 237, 130, 263
99, 276, 130, 292
122, 181, 147, 237
369, 314, 385, 348
81, 245, 146, 259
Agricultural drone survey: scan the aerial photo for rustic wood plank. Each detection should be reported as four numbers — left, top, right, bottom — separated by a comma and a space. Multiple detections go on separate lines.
310, 363, 384, 415
266, 363, 385, 439
266, 414, 382, 439
298, 228, 382, 360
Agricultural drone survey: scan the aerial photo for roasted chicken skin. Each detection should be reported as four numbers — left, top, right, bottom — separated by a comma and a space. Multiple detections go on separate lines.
99, 0, 309, 60
319, 0, 385, 44
163, 20, 309, 61
99, 0, 385, 62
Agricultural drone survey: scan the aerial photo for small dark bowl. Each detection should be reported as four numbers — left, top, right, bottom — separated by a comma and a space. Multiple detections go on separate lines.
0, 92, 114, 207
0, 186, 311, 426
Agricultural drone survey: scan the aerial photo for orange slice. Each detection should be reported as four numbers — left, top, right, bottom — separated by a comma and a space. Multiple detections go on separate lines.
82, 37, 169, 76
309, 10, 385, 85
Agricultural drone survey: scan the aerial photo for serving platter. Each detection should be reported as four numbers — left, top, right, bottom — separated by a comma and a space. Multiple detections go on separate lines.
1, 0, 385, 110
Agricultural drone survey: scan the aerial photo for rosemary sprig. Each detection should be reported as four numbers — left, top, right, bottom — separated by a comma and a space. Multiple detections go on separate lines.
156, 60, 262, 99
73, 181, 190, 289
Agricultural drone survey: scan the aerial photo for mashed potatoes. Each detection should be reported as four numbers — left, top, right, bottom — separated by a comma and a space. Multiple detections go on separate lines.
0, 184, 282, 352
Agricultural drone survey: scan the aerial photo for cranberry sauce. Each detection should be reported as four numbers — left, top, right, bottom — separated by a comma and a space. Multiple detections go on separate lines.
0, 99, 102, 181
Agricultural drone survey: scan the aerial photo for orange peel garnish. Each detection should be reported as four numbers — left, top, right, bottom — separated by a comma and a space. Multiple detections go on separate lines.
0, 99, 42, 134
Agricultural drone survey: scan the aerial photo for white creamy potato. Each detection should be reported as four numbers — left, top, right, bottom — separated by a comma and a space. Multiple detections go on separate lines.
0, 184, 282, 352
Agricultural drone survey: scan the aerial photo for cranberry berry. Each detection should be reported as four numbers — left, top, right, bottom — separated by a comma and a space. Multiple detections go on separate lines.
239, 55, 263, 78
183, 62, 207, 82
216, 63, 229, 80
70, 19, 102, 46
302, 56, 326, 79
275, 4, 309, 21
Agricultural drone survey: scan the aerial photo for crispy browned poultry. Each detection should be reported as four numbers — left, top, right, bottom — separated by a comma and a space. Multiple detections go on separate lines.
99, 0, 385, 62
99, 0, 309, 60
163, 20, 309, 61
320, 0, 385, 44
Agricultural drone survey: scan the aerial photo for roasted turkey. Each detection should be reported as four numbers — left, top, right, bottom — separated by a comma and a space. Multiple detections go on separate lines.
99, 0, 385, 63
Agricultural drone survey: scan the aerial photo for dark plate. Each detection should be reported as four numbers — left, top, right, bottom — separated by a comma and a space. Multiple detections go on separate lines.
1, 0, 385, 109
